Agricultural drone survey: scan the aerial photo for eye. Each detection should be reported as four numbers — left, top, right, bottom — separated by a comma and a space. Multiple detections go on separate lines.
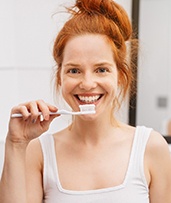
96, 67, 109, 73
67, 68, 81, 74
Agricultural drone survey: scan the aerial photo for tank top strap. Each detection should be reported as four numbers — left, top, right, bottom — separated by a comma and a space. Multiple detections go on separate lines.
128, 126, 152, 187
133, 126, 152, 161
39, 134, 58, 192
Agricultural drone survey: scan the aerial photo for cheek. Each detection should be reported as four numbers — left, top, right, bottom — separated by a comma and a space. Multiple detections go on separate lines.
109, 83, 118, 97
61, 80, 70, 98
107, 80, 119, 103
106, 76, 118, 92
61, 77, 77, 98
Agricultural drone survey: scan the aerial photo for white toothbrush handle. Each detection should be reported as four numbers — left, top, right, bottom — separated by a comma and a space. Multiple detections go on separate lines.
11, 112, 41, 118
45, 110, 95, 115
11, 110, 95, 118
11, 104, 96, 118
11, 110, 70, 118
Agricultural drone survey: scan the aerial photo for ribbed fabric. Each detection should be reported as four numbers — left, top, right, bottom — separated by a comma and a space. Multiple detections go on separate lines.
39, 126, 152, 203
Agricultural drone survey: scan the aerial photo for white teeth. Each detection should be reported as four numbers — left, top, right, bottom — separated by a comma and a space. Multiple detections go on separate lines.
78, 95, 101, 103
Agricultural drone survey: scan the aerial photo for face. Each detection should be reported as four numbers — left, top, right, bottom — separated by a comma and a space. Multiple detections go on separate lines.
60, 34, 119, 118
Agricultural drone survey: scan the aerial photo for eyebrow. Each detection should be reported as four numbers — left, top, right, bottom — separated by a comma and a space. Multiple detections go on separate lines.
64, 61, 113, 67
63, 63, 80, 67
94, 62, 113, 67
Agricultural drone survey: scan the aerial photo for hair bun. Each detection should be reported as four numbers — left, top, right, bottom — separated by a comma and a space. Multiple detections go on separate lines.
75, 0, 103, 14
73, 0, 132, 41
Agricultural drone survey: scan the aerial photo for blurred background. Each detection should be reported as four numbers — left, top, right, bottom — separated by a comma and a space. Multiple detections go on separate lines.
0, 0, 171, 174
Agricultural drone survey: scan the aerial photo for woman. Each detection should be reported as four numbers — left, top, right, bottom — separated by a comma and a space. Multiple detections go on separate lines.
0, 0, 171, 202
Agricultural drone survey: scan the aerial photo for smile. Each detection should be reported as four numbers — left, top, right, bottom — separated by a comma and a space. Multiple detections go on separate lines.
76, 94, 102, 103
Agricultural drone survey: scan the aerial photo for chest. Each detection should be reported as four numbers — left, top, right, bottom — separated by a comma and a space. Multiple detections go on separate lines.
55, 141, 133, 191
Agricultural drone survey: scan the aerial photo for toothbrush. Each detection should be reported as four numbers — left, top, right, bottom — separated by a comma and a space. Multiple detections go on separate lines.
11, 104, 96, 118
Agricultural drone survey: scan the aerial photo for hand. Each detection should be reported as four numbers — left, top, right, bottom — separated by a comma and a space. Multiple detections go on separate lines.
7, 100, 59, 145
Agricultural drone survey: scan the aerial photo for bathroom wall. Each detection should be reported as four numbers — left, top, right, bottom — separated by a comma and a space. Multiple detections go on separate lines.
137, 0, 171, 134
0, 0, 132, 175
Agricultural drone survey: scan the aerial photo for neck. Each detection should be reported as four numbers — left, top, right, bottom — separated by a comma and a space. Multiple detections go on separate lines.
69, 115, 120, 145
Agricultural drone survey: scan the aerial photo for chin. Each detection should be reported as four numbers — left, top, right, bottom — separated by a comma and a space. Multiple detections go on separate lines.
79, 114, 97, 121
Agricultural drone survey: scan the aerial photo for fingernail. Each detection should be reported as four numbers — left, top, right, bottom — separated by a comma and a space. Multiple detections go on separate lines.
32, 119, 36, 123
40, 115, 44, 122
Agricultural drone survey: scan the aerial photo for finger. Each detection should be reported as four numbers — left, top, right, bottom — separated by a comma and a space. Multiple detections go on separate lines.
11, 105, 31, 120
11, 100, 58, 122
39, 113, 59, 130
36, 100, 58, 121
47, 103, 58, 112
27, 101, 40, 123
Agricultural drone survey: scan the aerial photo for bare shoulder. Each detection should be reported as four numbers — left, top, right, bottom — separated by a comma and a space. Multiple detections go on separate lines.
27, 137, 42, 155
26, 137, 43, 168
145, 130, 171, 172
146, 130, 170, 155
146, 131, 171, 202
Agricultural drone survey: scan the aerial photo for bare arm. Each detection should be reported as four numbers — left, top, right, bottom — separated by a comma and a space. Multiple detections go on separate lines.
0, 100, 58, 203
147, 131, 171, 203
26, 139, 44, 203
0, 140, 28, 203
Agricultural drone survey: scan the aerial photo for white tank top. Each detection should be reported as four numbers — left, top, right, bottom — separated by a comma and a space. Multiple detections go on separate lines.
39, 126, 152, 203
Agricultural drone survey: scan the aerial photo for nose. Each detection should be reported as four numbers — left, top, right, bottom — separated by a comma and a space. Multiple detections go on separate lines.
79, 73, 97, 90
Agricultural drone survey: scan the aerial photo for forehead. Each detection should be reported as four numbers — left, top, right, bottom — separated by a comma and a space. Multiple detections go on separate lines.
62, 34, 115, 63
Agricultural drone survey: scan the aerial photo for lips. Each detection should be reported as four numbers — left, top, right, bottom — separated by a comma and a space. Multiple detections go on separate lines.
75, 94, 102, 103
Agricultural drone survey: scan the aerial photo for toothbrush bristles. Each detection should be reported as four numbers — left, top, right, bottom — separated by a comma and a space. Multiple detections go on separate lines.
79, 104, 96, 114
